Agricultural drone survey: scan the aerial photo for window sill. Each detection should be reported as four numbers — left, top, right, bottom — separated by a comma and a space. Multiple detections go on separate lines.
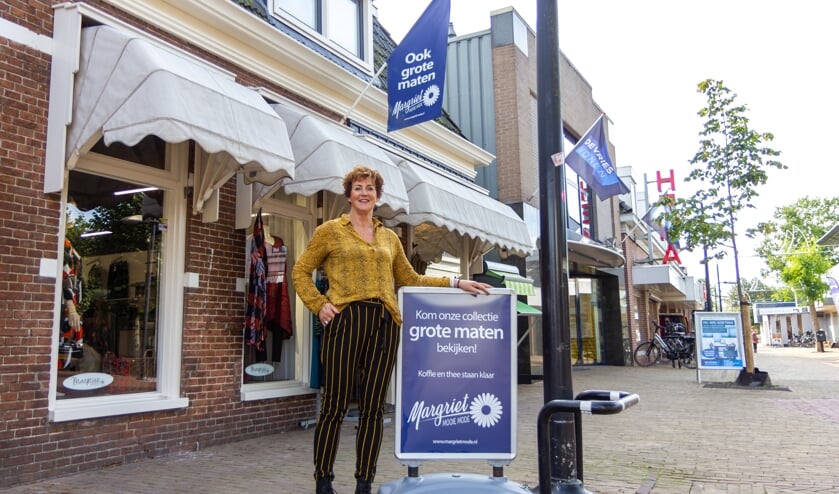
50, 394, 189, 422
241, 381, 317, 401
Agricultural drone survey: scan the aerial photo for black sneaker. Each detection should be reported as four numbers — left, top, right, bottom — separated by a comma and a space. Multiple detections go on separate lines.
316, 477, 336, 494
355, 479, 372, 494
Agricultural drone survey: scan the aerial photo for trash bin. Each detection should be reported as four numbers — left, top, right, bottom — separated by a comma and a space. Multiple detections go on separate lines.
816, 330, 827, 352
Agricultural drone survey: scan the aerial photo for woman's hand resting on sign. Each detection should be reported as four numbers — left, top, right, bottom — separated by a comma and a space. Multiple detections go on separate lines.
457, 279, 492, 295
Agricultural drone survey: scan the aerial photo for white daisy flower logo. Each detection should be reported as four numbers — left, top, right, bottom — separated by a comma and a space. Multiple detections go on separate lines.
422, 85, 440, 107
469, 392, 503, 428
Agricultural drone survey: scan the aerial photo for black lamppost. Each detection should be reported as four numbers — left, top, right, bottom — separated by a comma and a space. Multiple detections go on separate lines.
536, 0, 583, 491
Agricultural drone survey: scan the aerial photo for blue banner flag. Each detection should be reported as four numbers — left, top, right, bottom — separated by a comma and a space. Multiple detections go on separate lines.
387, 0, 451, 132
565, 114, 629, 199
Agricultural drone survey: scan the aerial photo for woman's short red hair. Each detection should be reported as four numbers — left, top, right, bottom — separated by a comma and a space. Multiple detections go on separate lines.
342, 165, 384, 199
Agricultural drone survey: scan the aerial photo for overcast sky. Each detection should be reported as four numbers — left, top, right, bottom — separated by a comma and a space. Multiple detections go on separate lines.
374, 0, 839, 285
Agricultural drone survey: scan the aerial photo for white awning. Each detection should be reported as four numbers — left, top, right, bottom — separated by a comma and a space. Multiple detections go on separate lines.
483, 260, 536, 296
632, 264, 688, 298
63, 26, 295, 200
270, 104, 410, 219
388, 156, 535, 260
818, 223, 839, 246
567, 229, 625, 269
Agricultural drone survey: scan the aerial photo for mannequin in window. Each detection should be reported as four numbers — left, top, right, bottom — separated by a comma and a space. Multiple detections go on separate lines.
60, 239, 84, 369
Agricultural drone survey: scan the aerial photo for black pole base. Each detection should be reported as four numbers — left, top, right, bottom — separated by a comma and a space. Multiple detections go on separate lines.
533, 479, 592, 494
735, 367, 771, 387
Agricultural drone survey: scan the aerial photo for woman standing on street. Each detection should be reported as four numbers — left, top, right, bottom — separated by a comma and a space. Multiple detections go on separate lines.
292, 165, 492, 494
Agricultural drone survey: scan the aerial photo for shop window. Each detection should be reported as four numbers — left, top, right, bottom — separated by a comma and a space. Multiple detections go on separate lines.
563, 135, 582, 232
242, 215, 296, 383
52, 139, 188, 421
240, 206, 315, 401
60, 171, 164, 397
273, 0, 366, 60
569, 278, 602, 364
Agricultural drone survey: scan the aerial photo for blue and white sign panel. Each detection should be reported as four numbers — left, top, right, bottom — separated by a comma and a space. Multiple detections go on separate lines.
395, 287, 516, 461
694, 311, 745, 370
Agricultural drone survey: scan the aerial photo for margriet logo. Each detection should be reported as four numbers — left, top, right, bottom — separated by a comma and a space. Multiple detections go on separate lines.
391, 91, 423, 120
406, 392, 503, 430
391, 84, 441, 120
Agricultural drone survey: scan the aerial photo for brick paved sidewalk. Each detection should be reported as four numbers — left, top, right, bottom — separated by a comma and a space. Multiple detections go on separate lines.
3, 345, 838, 493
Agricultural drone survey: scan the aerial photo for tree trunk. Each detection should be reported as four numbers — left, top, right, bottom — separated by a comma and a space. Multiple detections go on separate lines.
809, 301, 820, 331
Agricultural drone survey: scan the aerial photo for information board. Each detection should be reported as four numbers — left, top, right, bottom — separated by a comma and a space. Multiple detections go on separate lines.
694, 311, 745, 370
395, 287, 516, 461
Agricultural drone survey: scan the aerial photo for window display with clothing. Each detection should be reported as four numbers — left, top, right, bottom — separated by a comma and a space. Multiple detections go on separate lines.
244, 210, 295, 380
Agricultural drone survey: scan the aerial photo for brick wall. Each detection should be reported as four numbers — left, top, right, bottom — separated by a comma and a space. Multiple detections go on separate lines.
622, 234, 656, 344
1, 1, 53, 37
1, 3, 64, 485
491, 31, 540, 208
0, 6, 315, 487
492, 44, 523, 205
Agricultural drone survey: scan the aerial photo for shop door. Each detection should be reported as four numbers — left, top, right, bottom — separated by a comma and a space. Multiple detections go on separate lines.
569, 278, 602, 364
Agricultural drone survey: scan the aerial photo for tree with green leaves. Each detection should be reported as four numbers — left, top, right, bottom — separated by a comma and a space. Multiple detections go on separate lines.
752, 197, 839, 334
664, 79, 784, 376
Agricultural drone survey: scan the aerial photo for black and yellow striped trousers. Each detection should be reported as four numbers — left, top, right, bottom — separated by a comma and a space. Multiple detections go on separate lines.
313, 299, 399, 483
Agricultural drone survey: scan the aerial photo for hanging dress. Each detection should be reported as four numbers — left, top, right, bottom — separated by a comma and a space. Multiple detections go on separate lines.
244, 209, 268, 352
263, 238, 292, 360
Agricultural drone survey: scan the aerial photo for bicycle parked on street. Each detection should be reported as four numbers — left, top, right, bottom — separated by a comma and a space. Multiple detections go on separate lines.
790, 330, 815, 348
633, 320, 697, 369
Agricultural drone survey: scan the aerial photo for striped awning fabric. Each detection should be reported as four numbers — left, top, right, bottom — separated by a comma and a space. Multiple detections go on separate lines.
486, 269, 536, 296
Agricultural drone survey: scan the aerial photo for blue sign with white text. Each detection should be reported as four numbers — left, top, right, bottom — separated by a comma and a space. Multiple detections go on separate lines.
395, 288, 516, 460
564, 114, 629, 200
386, 0, 450, 132
695, 312, 744, 369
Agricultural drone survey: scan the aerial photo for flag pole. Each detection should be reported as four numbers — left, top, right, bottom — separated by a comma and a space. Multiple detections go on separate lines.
565, 113, 605, 156
340, 62, 387, 125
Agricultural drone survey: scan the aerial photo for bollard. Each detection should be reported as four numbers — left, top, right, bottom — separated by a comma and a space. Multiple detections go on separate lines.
535, 390, 640, 494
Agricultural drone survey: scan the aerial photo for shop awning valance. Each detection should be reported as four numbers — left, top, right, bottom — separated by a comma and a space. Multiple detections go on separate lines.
486, 270, 537, 296
483, 260, 537, 296
516, 300, 542, 316
817, 223, 839, 246
271, 104, 410, 219
388, 157, 535, 261
62, 26, 295, 205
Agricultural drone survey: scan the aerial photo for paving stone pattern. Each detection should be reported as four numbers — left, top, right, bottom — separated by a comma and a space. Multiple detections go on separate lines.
3, 345, 838, 493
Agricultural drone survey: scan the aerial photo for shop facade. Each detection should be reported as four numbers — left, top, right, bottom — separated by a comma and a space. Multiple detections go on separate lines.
613, 168, 705, 347
444, 8, 628, 371
1, 1, 534, 486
